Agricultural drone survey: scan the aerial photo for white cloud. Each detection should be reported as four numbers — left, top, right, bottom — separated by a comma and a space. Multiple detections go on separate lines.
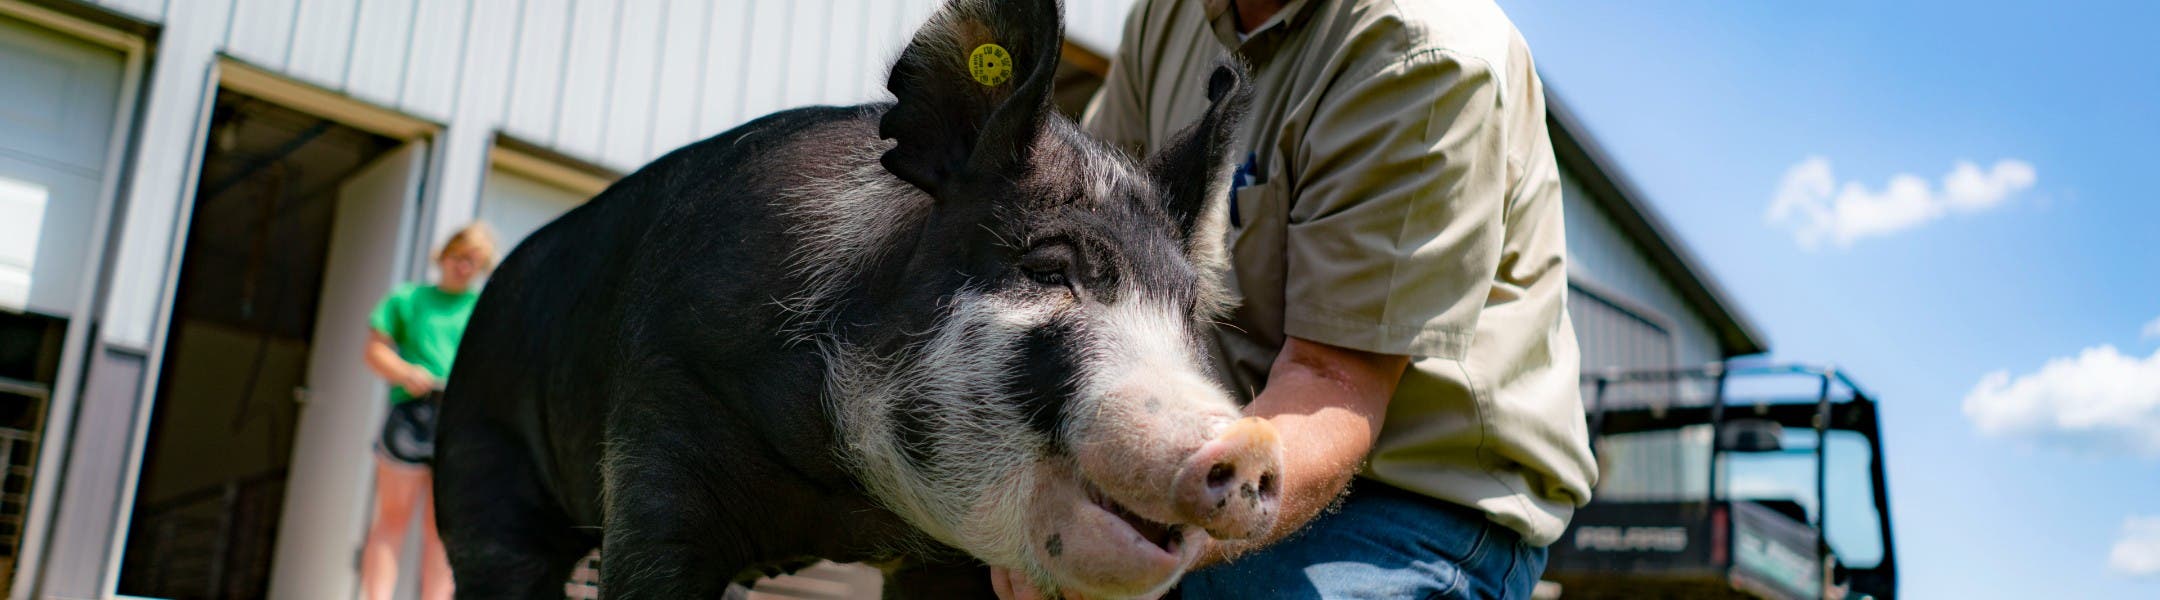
1765, 156, 2037, 249
2112, 516, 2160, 577
1963, 345, 2160, 457
2143, 315, 2160, 340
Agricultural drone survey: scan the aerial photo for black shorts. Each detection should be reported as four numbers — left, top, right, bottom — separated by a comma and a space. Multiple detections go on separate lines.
377, 392, 440, 467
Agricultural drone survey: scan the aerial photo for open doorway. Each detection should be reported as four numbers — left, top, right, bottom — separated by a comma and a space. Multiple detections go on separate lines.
113, 89, 405, 599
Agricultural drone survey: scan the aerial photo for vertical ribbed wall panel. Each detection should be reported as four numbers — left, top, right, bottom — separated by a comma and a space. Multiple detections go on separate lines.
396, 0, 468, 121
342, 0, 417, 107
694, 0, 751, 137
645, 0, 708, 157
551, 0, 618, 155
598, 0, 665, 169
219, 0, 294, 69
735, 0, 790, 124
500, 0, 571, 142
281, 0, 357, 88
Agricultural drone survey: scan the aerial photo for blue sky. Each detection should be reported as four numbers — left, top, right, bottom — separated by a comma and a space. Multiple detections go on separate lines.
1497, 1, 2160, 598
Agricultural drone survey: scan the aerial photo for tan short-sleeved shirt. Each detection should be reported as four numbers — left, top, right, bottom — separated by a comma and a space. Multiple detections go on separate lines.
1082, 0, 1596, 545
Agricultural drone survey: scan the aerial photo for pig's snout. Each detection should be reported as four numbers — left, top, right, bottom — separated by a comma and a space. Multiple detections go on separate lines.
1171, 417, 1282, 540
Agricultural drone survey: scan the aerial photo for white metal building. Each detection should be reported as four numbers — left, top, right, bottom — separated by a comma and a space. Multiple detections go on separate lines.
0, 0, 1763, 598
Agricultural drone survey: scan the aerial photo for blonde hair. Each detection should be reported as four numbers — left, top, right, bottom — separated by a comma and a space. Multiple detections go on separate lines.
436, 222, 499, 270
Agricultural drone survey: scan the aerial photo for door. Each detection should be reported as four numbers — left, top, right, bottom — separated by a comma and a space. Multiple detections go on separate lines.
0, 13, 124, 317
477, 165, 591, 253
267, 140, 426, 600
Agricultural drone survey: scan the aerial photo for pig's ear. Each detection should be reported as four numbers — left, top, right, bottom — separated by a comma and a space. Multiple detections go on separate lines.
1147, 60, 1252, 256
880, 0, 1063, 195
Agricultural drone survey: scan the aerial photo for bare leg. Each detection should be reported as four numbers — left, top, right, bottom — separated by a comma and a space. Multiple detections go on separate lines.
419, 469, 457, 600
363, 456, 426, 600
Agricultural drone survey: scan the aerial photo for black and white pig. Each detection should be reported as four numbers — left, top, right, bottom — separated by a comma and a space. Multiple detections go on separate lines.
433, 0, 1277, 597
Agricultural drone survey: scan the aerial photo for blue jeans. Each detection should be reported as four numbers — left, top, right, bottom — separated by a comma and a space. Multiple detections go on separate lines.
1177, 482, 1546, 600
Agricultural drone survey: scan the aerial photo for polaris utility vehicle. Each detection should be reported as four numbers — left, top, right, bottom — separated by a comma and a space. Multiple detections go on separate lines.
1544, 364, 1897, 600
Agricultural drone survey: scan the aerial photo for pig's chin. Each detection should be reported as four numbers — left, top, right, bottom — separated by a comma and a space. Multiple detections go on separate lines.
1025, 470, 1207, 599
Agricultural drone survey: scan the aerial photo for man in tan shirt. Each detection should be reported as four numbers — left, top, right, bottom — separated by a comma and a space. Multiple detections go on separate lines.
997, 0, 1596, 597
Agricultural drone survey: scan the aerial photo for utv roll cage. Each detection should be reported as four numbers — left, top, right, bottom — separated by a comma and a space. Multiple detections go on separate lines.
1544, 363, 1897, 600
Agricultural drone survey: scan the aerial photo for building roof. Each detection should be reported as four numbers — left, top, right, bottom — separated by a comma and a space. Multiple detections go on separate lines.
1544, 91, 1770, 357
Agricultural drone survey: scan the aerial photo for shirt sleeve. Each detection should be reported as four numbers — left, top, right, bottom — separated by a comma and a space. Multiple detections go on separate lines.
370, 284, 406, 341
1079, 0, 1154, 156
1281, 49, 1509, 361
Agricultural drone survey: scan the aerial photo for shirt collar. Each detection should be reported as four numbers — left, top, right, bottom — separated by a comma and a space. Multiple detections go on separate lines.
1205, 0, 1317, 59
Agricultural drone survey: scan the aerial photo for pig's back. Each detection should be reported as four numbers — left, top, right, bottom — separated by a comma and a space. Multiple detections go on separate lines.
441, 104, 894, 525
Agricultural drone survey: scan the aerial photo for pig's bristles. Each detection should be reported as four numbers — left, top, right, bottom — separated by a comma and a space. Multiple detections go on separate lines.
978, 222, 1014, 248
1204, 317, 1247, 335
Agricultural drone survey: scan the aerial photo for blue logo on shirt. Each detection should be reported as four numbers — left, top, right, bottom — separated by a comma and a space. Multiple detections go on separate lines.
1228, 151, 1258, 228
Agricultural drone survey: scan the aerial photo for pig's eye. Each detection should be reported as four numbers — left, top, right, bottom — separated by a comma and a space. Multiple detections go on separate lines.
1020, 244, 1076, 288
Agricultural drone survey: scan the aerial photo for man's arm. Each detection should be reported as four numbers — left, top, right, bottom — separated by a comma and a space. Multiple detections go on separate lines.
1199, 46, 1513, 564
1194, 335, 1406, 566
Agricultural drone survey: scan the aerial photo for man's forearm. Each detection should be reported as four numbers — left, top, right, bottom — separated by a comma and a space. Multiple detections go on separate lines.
1199, 336, 1407, 566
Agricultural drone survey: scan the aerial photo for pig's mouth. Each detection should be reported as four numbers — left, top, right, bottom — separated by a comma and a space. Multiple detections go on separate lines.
1082, 480, 1188, 556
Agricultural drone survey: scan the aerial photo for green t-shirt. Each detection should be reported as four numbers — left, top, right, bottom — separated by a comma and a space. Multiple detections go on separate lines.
369, 282, 480, 404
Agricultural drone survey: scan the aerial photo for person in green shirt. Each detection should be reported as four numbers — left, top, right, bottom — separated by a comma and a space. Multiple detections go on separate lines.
359, 223, 496, 600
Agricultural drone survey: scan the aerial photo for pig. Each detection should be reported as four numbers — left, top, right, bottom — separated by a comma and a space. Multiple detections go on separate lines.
432, 0, 1275, 597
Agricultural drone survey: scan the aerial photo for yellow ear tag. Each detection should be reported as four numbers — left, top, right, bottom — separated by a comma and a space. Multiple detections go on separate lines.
968, 43, 1014, 86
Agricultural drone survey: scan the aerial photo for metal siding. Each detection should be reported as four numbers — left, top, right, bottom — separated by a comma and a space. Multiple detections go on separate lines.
646, 0, 708, 157
857, 0, 902, 102
694, 0, 750, 136
501, 0, 570, 142
282, 0, 358, 88
454, 0, 521, 118
735, 0, 788, 125
342, 0, 417, 107
781, 0, 829, 109
1561, 166, 1722, 369
599, 0, 664, 169
396, 0, 467, 121
1569, 285, 1678, 408
220, 0, 295, 69
822, 0, 870, 106
552, 0, 617, 156
102, 0, 229, 349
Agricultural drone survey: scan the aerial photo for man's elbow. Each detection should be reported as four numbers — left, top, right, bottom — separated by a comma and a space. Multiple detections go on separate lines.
1275, 336, 1410, 406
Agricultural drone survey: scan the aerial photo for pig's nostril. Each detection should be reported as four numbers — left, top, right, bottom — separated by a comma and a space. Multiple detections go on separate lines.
1173, 416, 1284, 540
1205, 462, 1236, 489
